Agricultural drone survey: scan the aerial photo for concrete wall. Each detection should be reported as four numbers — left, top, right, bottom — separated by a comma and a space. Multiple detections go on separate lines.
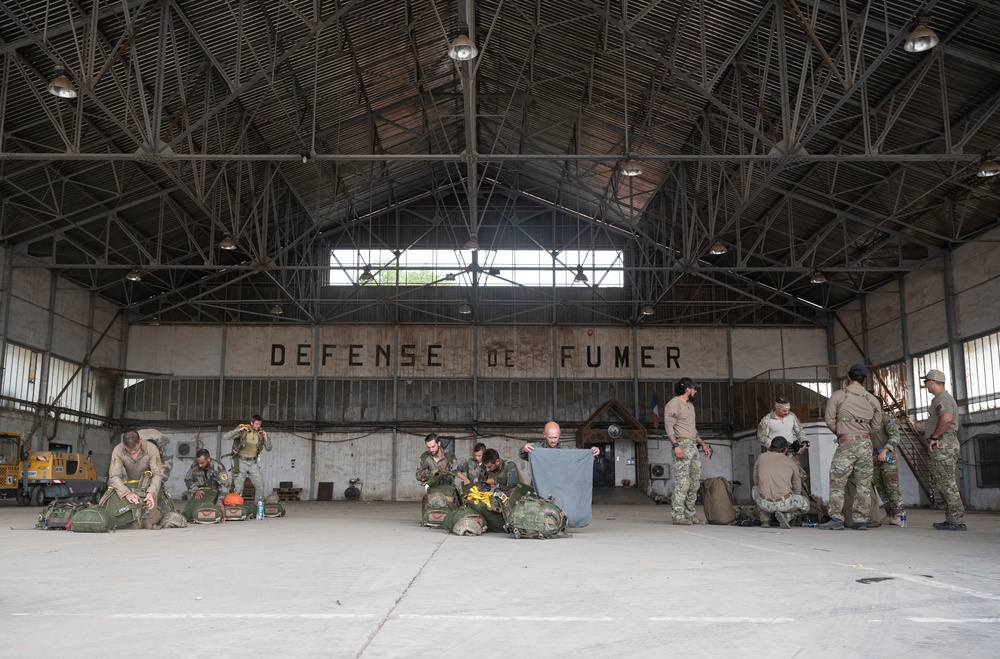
0, 250, 124, 472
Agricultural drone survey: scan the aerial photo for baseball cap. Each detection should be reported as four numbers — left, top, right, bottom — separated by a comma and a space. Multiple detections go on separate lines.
922, 369, 946, 385
848, 364, 868, 380
677, 377, 701, 390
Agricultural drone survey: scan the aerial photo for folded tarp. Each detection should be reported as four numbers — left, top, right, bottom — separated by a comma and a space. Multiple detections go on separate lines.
528, 448, 593, 528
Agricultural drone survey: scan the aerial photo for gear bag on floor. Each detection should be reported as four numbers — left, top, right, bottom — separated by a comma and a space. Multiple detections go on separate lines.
702, 476, 737, 525
503, 492, 569, 539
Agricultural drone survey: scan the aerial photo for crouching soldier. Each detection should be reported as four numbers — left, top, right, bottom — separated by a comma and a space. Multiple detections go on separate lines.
108, 429, 168, 529
183, 449, 230, 521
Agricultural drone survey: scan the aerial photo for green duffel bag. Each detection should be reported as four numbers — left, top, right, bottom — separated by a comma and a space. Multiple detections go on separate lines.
421, 483, 458, 527
504, 493, 569, 539
223, 501, 254, 521
443, 506, 484, 536
184, 487, 221, 522
69, 505, 115, 533
37, 500, 90, 530
263, 493, 285, 518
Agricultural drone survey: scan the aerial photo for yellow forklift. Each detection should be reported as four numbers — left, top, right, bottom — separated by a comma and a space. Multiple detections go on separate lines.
0, 433, 105, 506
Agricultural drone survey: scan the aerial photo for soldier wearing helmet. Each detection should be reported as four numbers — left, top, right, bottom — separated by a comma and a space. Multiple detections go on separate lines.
664, 376, 712, 525
819, 364, 882, 531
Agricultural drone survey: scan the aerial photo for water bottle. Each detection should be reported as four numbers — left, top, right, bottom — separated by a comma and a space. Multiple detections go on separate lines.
256, 499, 264, 520
886, 450, 894, 464
900, 510, 907, 528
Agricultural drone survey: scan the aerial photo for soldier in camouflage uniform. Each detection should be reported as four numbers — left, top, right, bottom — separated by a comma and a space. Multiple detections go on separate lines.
108, 430, 167, 529
819, 364, 882, 531
665, 377, 712, 526
415, 433, 458, 484
457, 442, 486, 486
870, 398, 903, 525
224, 415, 272, 503
480, 448, 524, 496
922, 370, 966, 531
183, 448, 230, 521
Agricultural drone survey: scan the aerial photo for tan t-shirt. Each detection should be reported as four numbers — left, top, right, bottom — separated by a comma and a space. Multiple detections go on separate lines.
824, 383, 882, 437
754, 451, 801, 499
664, 396, 698, 442
927, 390, 959, 449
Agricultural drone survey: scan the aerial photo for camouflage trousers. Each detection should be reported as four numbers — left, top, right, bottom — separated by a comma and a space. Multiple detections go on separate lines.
671, 441, 701, 522
930, 435, 964, 524
872, 455, 902, 517
828, 438, 874, 523
232, 459, 266, 503
752, 486, 809, 522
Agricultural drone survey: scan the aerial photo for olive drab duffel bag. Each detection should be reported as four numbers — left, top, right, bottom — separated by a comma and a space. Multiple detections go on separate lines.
702, 476, 737, 525
71, 472, 151, 533
503, 492, 569, 539
185, 486, 223, 523
37, 500, 90, 530
421, 473, 459, 527
461, 484, 507, 532
442, 505, 485, 536
262, 493, 286, 518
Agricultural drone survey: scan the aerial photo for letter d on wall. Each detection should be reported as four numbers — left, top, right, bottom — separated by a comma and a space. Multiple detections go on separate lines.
271, 344, 285, 366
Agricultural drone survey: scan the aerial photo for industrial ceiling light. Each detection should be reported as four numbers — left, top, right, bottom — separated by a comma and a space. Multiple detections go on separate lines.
149, 316, 161, 326
709, 241, 727, 255
458, 303, 472, 315
359, 266, 375, 282
810, 272, 827, 284
270, 304, 284, 315
574, 266, 589, 283
976, 159, 1000, 178
621, 158, 642, 177
47, 69, 77, 99
463, 234, 480, 251
125, 268, 142, 282
219, 233, 237, 250
640, 304, 654, 316
904, 19, 939, 53
448, 35, 478, 61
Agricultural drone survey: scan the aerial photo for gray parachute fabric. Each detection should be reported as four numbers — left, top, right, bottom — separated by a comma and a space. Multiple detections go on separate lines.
527, 448, 593, 528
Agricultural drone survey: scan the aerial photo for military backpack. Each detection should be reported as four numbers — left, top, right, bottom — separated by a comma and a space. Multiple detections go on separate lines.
37, 500, 90, 530
442, 506, 485, 536
503, 492, 569, 539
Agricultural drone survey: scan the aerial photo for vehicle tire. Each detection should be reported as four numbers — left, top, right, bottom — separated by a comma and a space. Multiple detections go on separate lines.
91, 490, 101, 504
30, 486, 45, 507
16, 492, 29, 507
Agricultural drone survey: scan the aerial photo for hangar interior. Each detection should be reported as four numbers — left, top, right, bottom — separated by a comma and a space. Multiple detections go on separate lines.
0, 0, 999, 510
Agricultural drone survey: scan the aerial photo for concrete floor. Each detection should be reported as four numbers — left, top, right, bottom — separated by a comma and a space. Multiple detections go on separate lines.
2, 500, 999, 658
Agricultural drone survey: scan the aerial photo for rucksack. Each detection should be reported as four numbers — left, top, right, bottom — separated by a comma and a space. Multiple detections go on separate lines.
503, 493, 569, 539
443, 506, 484, 536
68, 505, 115, 533
184, 486, 222, 523
223, 501, 253, 521
421, 482, 458, 527
702, 477, 737, 525
37, 500, 89, 530
262, 493, 285, 518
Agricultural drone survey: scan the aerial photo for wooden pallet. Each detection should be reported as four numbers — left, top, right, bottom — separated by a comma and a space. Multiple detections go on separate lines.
272, 487, 302, 501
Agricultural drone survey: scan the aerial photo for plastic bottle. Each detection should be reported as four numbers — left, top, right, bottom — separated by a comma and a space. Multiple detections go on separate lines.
256, 499, 264, 520
900, 509, 907, 528
886, 450, 894, 464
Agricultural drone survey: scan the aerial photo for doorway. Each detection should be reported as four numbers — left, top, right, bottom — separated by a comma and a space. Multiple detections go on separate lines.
587, 442, 615, 487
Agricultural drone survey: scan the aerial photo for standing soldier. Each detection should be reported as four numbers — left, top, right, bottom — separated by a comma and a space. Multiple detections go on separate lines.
664, 377, 712, 526
225, 415, 272, 504
819, 364, 882, 531
871, 397, 903, 526
756, 396, 810, 494
922, 370, 966, 531
140, 428, 173, 480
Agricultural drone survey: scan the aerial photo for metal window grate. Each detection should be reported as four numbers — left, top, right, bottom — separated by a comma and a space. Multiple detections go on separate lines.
965, 332, 1000, 413
974, 434, 1000, 488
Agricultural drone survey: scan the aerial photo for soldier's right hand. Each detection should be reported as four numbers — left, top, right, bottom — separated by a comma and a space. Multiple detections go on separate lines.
522, 443, 534, 453
194, 490, 205, 499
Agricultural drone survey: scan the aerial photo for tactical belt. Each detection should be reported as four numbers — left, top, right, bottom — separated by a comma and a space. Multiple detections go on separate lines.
762, 493, 792, 503
838, 434, 870, 442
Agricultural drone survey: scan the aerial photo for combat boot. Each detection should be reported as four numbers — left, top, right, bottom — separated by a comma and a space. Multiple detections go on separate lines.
850, 522, 867, 531
774, 511, 791, 529
817, 518, 845, 530
885, 515, 902, 526
933, 521, 967, 531
689, 517, 705, 525
673, 519, 692, 526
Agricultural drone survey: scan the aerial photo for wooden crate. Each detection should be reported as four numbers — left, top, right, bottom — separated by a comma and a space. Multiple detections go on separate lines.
272, 487, 302, 501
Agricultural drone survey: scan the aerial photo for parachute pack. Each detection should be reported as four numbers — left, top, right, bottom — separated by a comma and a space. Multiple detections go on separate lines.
70, 473, 151, 533
37, 500, 90, 530
502, 492, 569, 539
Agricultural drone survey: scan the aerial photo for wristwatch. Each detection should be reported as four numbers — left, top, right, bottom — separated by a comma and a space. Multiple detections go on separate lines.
671, 442, 680, 449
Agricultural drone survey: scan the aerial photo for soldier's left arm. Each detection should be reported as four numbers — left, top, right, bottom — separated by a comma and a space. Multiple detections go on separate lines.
262, 430, 273, 452
147, 443, 165, 498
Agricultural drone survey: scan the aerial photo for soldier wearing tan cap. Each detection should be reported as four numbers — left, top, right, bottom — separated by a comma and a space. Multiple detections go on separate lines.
923, 369, 966, 531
